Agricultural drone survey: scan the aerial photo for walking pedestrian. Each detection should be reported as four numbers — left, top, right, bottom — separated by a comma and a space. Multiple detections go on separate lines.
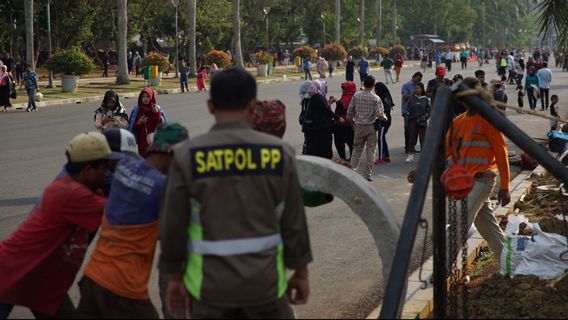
328, 60, 334, 78
159, 68, 312, 319
357, 56, 370, 89
330, 81, 356, 160
525, 67, 539, 110
406, 83, 430, 162
380, 55, 395, 84
517, 84, 525, 108
179, 61, 190, 93
514, 57, 525, 89
401, 72, 423, 154
444, 50, 454, 72
102, 52, 110, 78
345, 56, 355, 82
196, 65, 208, 91
374, 82, 394, 164
0, 132, 121, 318
537, 62, 552, 110
426, 66, 452, 104
22, 64, 38, 112
128, 88, 167, 157
460, 48, 468, 69
76, 124, 188, 319
134, 51, 142, 77
303, 58, 313, 80
394, 52, 404, 82
14, 56, 23, 85
94, 90, 129, 131
347, 75, 387, 181
127, 50, 133, 75
0, 65, 12, 112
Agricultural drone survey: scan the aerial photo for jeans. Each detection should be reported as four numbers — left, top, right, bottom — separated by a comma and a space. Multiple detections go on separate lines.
540, 88, 549, 110
384, 69, 395, 84
445, 59, 452, 72
0, 294, 75, 319
377, 113, 391, 159
26, 88, 36, 110
527, 86, 537, 110
350, 124, 378, 180
180, 78, 189, 92
304, 70, 312, 80
346, 72, 354, 82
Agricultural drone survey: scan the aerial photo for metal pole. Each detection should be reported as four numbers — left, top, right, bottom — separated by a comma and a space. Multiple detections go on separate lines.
323, 18, 326, 46
47, 0, 54, 88
379, 88, 453, 319
174, 4, 179, 78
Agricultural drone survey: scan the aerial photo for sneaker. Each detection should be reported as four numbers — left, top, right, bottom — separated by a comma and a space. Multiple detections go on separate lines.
366, 176, 374, 181
383, 157, 391, 163
405, 154, 415, 163
374, 159, 385, 165
26, 108, 30, 112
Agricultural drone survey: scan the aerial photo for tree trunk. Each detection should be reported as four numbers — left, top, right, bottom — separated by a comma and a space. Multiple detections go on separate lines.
232, 0, 245, 69
24, 0, 35, 70
116, 0, 130, 84
188, 0, 197, 76
392, 0, 397, 46
376, 0, 381, 47
359, 0, 365, 46
335, 0, 340, 43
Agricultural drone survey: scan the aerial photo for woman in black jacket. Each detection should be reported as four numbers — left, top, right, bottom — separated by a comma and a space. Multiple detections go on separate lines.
374, 82, 394, 164
300, 80, 341, 158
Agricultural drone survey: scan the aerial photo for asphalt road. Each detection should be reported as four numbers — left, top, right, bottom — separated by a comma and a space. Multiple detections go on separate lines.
0, 62, 557, 318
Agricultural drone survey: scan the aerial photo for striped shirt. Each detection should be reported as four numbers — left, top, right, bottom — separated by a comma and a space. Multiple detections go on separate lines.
347, 90, 385, 125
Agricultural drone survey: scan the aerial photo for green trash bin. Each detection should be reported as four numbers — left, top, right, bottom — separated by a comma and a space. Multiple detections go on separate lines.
143, 66, 150, 80
268, 63, 273, 75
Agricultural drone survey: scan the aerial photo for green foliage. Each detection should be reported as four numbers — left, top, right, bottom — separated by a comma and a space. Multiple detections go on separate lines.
320, 43, 347, 61
255, 50, 274, 64
205, 50, 232, 68
142, 51, 170, 72
348, 45, 367, 59
45, 47, 94, 76
293, 45, 317, 61
202, 38, 215, 57
389, 45, 406, 57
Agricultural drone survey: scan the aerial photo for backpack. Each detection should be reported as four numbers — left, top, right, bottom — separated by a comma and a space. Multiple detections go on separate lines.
253, 100, 286, 138
548, 130, 568, 153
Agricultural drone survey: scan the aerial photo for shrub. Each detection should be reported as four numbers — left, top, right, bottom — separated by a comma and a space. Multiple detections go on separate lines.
320, 43, 347, 61
255, 50, 274, 64
142, 51, 170, 72
45, 47, 94, 76
348, 45, 368, 59
369, 47, 390, 58
293, 45, 317, 61
389, 44, 407, 57
204, 50, 232, 68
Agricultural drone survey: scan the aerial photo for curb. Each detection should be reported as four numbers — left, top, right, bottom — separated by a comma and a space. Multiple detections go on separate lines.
366, 166, 543, 319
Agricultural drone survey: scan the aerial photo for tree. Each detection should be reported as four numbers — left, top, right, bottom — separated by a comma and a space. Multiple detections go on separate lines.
335, 0, 340, 43
116, 0, 129, 84
536, 0, 568, 50
24, 0, 34, 69
231, 0, 245, 68
359, 0, 364, 45
188, 0, 196, 76
376, 0, 381, 47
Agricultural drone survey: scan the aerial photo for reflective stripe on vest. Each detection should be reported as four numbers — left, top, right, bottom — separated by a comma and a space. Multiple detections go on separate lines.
463, 157, 489, 165
461, 140, 491, 148
188, 233, 283, 256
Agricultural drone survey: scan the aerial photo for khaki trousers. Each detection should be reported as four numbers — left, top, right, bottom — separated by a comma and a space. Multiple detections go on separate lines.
350, 124, 377, 180
453, 175, 505, 259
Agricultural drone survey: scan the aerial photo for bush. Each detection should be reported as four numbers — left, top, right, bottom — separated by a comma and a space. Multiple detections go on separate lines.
320, 43, 347, 61
369, 47, 390, 58
293, 45, 317, 61
389, 44, 407, 57
255, 51, 274, 64
142, 51, 170, 72
348, 45, 368, 59
204, 50, 232, 68
45, 47, 94, 76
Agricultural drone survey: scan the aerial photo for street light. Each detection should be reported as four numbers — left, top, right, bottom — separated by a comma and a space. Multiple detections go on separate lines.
46, 0, 54, 88
321, 14, 326, 46
263, 7, 271, 50
171, 0, 180, 78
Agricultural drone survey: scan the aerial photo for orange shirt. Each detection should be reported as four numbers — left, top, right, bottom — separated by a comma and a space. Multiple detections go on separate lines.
84, 216, 159, 300
446, 112, 510, 190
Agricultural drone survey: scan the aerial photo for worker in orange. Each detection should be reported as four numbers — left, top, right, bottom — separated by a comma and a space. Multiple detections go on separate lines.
445, 77, 510, 259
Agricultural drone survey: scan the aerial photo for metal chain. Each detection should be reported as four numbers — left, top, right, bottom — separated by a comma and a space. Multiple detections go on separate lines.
417, 218, 430, 289
447, 198, 458, 318
460, 198, 469, 319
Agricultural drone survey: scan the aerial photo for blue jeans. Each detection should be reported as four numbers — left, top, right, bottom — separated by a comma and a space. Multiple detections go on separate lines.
180, 78, 189, 92
26, 88, 36, 110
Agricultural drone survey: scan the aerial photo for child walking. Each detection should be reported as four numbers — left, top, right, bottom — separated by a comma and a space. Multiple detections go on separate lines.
517, 84, 524, 108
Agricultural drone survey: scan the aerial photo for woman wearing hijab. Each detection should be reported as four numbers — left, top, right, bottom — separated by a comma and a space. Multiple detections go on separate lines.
299, 80, 340, 158
94, 90, 129, 131
128, 88, 167, 157
0, 65, 12, 112
374, 82, 394, 164
330, 82, 356, 160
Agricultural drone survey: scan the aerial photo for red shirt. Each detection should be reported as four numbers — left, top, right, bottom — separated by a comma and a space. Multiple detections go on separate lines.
0, 176, 106, 315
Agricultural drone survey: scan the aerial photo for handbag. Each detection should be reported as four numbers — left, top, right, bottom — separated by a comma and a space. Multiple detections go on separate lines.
10, 88, 17, 99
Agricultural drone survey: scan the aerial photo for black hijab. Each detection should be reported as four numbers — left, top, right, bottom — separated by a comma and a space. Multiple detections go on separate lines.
374, 82, 394, 111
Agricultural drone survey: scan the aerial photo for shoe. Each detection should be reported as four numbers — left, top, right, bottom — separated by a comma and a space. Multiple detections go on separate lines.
374, 159, 385, 164
366, 177, 374, 181
26, 108, 30, 112
32, 108, 38, 112
405, 155, 415, 163
383, 157, 391, 163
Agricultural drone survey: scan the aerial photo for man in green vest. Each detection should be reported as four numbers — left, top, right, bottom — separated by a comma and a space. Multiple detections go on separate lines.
159, 68, 312, 318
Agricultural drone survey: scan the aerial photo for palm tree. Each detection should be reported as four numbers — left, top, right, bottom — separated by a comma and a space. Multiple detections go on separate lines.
359, 0, 365, 45
376, 0, 381, 47
116, 0, 130, 84
536, 0, 568, 50
24, 0, 34, 70
392, 0, 397, 46
188, 0, 197, 76
232, 0, 245, 68
335, 0, 340, 43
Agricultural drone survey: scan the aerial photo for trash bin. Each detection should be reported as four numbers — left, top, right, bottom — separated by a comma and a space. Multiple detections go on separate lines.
268, 63, 273, 75
143, 66, 150, 80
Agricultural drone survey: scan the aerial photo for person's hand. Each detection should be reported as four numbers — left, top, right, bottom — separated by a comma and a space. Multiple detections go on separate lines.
152, 106, 159, 113
498, 189, 511, 206
328, 96, 336, 104
407, 170, 416, 183
380, 115, 388, 122
137, 115, 148, 126
286, 268, 309, 305
166, 274, 191, 319
338, 117, 346, 125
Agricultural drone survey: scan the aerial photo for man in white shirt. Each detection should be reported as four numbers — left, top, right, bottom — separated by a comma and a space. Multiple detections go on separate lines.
537, 62, 552, 110
444, 50, 454, 72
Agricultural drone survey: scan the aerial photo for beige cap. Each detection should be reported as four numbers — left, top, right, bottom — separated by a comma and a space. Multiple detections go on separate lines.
66, 132, 117, 162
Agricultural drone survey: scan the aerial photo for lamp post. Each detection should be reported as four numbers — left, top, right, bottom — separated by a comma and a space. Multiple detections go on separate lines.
46, 0, 54, 88
321, 14, 326, 46
263, 7, 271, 50
171, 0, 180, 78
